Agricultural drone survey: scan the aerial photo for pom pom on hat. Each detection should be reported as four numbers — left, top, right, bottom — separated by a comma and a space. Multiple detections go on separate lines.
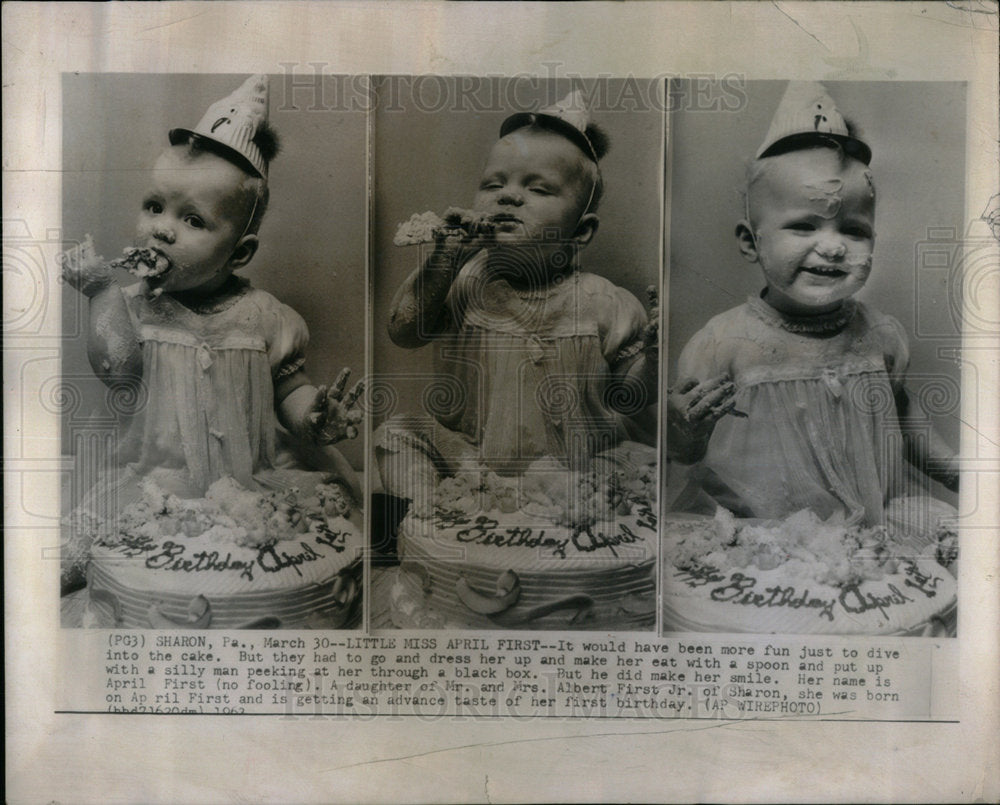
169, 74, 273, 178
757, 81, 871, 165
500, 90, 608, 162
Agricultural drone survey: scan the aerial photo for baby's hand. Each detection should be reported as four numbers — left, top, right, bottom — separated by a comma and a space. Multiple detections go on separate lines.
58, 235, 113, 297
667, 375, 740, 438
641, 285, 659, 352
306, 369, 365, 444
929, 454, 960, 493
431, 208, 497, 267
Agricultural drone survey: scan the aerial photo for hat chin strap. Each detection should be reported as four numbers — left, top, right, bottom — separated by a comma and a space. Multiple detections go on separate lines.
571, 171, 599, 237
744, 193, 761, 253
236, 192, 260, 244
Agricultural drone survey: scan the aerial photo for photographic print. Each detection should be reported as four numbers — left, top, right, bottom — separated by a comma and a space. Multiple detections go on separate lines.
58, 73, 368, 629
368, 76, 663, 630
4, 3, 997, 803
660, 80, 965, 636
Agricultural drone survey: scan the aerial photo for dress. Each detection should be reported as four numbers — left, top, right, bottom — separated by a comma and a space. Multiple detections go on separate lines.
62, 277, 314, 588
675, 293, 917, 526
118, 276, 309, 494
378, 252, 649, 478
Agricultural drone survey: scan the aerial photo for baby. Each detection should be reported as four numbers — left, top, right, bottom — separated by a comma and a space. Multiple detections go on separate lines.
378, 91, 658, 512
667, 82, 958, 528
61, 76, 362, 552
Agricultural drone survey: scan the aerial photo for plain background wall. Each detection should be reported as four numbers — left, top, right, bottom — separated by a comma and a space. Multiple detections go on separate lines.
61, 77, 966, 484
61, 73, 368, 470
371, 76, 663, 436
666, 80, 966, 457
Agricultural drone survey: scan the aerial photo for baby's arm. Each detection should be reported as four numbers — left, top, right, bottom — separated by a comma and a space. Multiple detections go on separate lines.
612, 286, 660, 433
666, 325, 738, 463
59, 236, 142, 384
881, 315, 959, 492
666, 375, 738, 463
896, 386, 959, 492
387, 221, 490, 347
277, 369, 363, 501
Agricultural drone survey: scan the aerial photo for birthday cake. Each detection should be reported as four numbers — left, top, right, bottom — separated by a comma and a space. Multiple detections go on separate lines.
391, 445, 658, 630
76, 475, 363, 629
661, 506, 957, 635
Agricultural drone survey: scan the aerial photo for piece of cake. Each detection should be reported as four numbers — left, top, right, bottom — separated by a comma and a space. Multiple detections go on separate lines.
392, 207, 502, 246
110, 246, 171, 279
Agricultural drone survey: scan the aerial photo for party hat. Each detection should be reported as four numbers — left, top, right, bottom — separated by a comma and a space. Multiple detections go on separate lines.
500, 89, 604, 162
756, 81, 871, 165
169, 75, 271, 177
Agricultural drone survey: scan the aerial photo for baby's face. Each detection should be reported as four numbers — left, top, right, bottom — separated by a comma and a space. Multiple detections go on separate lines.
135, 147, 253, 296
744, 148, 875, 315
473, 128, 595, 274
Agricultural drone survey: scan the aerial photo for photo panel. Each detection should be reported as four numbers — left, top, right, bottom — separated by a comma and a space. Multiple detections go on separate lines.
660, 79, 965, 637
368, 76, 664, 631
59, 73, 368, 630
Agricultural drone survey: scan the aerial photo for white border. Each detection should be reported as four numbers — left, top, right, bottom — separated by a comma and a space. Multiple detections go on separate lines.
4, 2, 998, 802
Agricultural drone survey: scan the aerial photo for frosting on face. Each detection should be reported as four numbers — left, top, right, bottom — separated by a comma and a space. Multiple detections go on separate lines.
801, 177, 843, 218
745, 149, 876, 316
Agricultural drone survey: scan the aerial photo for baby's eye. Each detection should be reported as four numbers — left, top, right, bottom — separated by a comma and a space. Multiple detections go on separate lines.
529, 186, 552, 196
786, 222, 815, 232
143, 200, 163, 214
184, 214, 206, 229
842, 224, 872, 239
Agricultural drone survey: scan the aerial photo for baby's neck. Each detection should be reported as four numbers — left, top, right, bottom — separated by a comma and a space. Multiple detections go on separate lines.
169, 275, 244, 310
761, 289, 847, 318
485, 254, 576, 291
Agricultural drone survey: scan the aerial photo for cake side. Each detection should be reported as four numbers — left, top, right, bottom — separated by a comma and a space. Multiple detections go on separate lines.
396, 533, 655, 630
82, 476, 362, 628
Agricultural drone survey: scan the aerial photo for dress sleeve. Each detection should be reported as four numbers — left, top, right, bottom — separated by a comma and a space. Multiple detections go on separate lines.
676, 318, 727, 383
443, 249, 488, 333
873, 311, 911, 392
260, 293, 310, 380
600, 284, 648, 367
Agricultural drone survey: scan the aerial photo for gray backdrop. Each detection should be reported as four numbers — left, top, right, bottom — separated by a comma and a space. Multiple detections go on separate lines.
371, 76, 664, 451
666, 80, 966, 478
61, 73, 368, 471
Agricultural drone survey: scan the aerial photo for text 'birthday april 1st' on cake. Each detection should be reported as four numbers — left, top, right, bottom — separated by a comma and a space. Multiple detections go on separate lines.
72, 473, 363, 629
388, 445, 659, 631
660, 503, 957, 636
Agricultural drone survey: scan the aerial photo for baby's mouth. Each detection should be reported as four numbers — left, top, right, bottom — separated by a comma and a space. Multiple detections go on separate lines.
113, 246, 172, 280
145, 249, 173, 280
489, 213, 523, 233
800, 264, 848, 279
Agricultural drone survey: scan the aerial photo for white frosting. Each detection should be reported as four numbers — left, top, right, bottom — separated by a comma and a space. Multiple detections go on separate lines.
86, 476, 363, 628
661, 513, 957, 635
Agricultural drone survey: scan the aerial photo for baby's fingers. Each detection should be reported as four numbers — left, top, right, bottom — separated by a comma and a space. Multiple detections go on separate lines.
685, 374, 730, 399
645, 284, 659, 312
642, 318, 659, 347
344, 379, 365, 409
688, 381, 737, 422
671, 377, 700, 396
313, 385, 330, 411
330, 369, 351, 401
